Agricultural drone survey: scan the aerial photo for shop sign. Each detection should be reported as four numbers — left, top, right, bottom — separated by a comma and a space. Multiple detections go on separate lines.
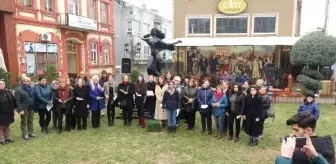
217, 0, 247, 15
68, 14, 98, 31
81, 45, 86, 72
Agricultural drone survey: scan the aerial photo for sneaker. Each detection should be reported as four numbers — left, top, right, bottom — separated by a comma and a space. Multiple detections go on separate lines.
28, 134, 37, 138
5, 139, 14, 143
22, 135, 29, 140
228, 136, 233, 141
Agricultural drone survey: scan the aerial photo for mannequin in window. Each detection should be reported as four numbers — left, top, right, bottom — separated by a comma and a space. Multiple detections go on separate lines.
139, 28, 182, 76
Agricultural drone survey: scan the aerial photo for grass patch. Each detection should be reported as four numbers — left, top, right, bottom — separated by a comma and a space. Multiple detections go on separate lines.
0, 104, 335, 164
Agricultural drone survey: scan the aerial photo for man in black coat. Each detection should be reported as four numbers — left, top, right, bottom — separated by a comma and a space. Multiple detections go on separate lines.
15, 77, 37, 140
286, 112, 335, 164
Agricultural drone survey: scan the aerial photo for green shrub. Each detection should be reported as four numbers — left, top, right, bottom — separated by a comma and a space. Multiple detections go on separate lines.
130, 70, 140, 83
44, 65, 58, 84
0, 68, 10, 88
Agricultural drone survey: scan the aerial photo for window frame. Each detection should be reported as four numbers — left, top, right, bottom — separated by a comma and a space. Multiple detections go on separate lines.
143, 23, 150, 35
68, 0, 80, 15
185, 15, 212, 36
101, 2, 108, 24
88, 0, 97, 19
91, 43, 98, 64
214, 14, 250, 36
44, 0, 53, 11
252, 13, 279, 36
22, 0, 33, 7
103, 43, 109, 64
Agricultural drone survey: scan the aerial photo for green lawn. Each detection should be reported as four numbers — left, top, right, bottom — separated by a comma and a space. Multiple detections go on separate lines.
0, 104, 335, 164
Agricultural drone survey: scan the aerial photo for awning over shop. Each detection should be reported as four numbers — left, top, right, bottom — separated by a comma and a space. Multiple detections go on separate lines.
174, 37, 301, 47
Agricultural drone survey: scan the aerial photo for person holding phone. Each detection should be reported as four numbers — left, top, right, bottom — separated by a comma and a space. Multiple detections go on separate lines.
285, 112, 335, 163
89, 75, 105, 129
275, 136, 328, 164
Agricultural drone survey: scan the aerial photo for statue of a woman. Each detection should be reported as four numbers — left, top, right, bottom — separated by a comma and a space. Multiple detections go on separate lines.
139, 28, 182, 76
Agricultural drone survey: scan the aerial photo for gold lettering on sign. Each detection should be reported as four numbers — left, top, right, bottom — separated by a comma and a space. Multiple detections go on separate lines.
217, 0, 247, 15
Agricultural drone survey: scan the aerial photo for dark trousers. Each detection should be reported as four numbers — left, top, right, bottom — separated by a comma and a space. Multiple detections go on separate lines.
57, 108, 65, 131
228, 113, 241, 137
185, 111, 196, 128
76, 116, 87, 130
52, 108, 57, 128
37, 108, 51, 129
71, 114, 77, 129
107, 106, 115, 123
122, 107, 133, 124
91, 110, 101, 128
65, 114, 72, 130
200, 112, 212, 131
0, 125, 10, 142
136, 103, 145, 126
223, 114, 229, 134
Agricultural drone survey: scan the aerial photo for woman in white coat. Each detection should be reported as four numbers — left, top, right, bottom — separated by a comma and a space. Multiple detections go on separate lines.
155, 76, 168, 128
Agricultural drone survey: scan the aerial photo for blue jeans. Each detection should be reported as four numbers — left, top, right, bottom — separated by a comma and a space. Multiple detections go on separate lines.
214, 116, 224, 134
166, 109, 177, 127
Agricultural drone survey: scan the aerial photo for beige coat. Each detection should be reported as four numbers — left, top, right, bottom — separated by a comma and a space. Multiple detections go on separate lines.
154, 84, 168, 120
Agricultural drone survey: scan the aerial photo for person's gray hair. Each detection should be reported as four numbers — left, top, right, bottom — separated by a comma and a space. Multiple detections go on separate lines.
51, 80, 59, 85
174, 76, 181, 81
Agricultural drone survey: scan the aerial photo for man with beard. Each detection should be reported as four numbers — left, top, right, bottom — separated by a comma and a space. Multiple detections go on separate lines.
285, 112, 335, 164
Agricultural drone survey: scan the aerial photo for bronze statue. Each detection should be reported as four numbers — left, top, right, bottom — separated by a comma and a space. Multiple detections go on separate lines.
139, 28, 182, 76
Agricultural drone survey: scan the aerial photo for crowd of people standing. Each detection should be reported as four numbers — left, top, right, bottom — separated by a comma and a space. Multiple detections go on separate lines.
0, 70, 276, 148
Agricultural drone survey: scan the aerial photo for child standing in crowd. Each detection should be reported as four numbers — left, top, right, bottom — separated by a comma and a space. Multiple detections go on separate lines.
117, 75, 135, 126
297, 94, 320, 120
55, 79, 74, 133
73, 78, 89, 130
227, 84, 245, 142
162, 81, 180, 133
243, 86, 264, 146
155, 76, 168, 128
197, 80, 213, 134
211, 86, 228, 139
134, 74, 147, 128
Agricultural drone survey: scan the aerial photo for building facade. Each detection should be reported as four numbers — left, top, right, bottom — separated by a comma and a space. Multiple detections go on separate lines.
174, 0, 301, 38
172, 0, 302, 86
14, 0, 115, 79
0, 0, 17, 83
114, 0, 173, 80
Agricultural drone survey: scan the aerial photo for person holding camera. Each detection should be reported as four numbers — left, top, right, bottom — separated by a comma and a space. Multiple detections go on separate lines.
275, 135, 328, 164
284, 112, 335, 163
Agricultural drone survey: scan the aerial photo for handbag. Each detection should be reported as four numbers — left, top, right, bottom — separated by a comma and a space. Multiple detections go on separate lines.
119, 86, 128, 108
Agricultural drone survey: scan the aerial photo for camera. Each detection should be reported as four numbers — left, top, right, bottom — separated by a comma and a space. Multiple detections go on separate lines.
280, 136, 307, 147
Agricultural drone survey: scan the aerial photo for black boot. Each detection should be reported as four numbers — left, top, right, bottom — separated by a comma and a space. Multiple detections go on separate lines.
173, 126, 176, 133
248, 137, 253, 146
108, 119, 111, 127
167, 126, 171, 133
44, 126, 49, 134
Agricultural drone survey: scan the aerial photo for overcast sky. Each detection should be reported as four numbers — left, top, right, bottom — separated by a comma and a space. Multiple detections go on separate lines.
123, 0, 335, 36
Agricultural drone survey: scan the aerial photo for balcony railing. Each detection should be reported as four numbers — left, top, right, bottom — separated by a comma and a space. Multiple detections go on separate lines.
59, 13, 98, 31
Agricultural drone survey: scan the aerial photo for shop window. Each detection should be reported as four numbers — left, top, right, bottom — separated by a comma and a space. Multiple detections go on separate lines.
253, 15, 277, 34
44, 0, 53, 11
91, 43, 98, 64
88, 0, 96, 19
101, 2, 108, 24
144, 46, 150, 58
103, 44, 109, 64
24, 42, 58, 76
187, 17, 211, 35
68, 0, 79, 15
216, 16, 248, 34
22, 0, 33, 7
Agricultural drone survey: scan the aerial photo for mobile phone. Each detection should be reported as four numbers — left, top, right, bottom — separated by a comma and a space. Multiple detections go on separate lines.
279, 136, 306, 148
295, 137, 306, 147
